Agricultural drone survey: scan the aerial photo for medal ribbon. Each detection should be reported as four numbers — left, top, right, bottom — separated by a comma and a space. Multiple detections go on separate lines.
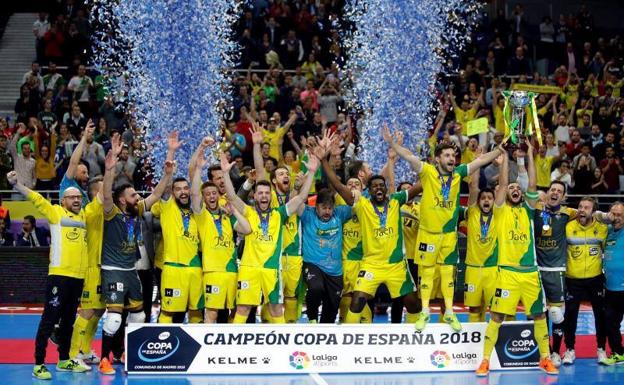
277, 192, 289, 206
479, 212, 493, 239
541, 205, 559, 229
211, 210, 223, 238
124, 215, 136, 244
181, 211, 191, 236
438, 171, 453, 201
373, 201, 389, 229
255, 206, 271, 236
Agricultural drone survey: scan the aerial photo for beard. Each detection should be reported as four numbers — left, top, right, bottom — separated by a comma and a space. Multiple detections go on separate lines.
175, 197, 191, 209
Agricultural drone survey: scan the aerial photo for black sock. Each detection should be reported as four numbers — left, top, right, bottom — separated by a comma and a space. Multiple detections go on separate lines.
552, 321, 564, 354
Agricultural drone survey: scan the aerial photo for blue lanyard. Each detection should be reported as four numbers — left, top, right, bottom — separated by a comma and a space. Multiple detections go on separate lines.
255, 206, 271, 236
124, 215, 136, 244
210, 210, 223, 238
181, 211, 191, 236
438, 171, 453, 201
479, 212, 493, 240
541, 205, 559, 230
276, 192, 289, 206
372, 201, 389, 229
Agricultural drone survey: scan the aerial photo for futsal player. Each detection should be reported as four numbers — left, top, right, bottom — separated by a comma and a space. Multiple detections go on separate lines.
7, 170, 94, 379
476, 141, 558, 376
220, 149, 319, 324
191, 150, 251, 323
98, 135, 174, 374
385, 124, 503, 332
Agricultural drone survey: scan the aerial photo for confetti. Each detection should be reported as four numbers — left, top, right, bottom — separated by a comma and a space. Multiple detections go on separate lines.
342, 0, 480, 175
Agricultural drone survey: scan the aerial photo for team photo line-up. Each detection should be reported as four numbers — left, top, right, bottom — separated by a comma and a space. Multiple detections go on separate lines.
16, 118, 624, 380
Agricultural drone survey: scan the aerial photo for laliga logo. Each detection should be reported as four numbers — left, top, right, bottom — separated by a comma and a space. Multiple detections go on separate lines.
504, 329, 538, 360
289, 351, 310, 369
430, 350, 450, 368
138, 331, 181, 362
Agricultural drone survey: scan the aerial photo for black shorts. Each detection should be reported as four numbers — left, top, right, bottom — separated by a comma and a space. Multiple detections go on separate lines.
539, 270, 565, 303
101, 269, 143, 307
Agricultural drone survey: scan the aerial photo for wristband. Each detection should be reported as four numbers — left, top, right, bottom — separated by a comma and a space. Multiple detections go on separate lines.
524, 191, 539, 200
242, 179, 254, 191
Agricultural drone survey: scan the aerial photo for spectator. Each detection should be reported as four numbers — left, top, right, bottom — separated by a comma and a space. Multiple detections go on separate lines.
15, 215, 50, 247
319, 82, 342, 125
572, 144, 596, 193
280, 29, 304, 68
0, 135, 13, 191
33, 13, 49, 63
42, 23, 64, 64
113, 146, 135, 189
566, 129, 584, 158
22, 62, 44, 93
599, 147, 623, 193
8, 125, 36, 192
300, 79, 319, 111
292, 66, 307, 90
508, 46, 531, 75
81, 131, 105, 178
37, 98, 58, 131
67, 64, 93, 108
98, 95, 123, 132
551, 160, 574, 190
63, 102, 86, 138
590, 167, 608, 194
0, 217, 14, 247
593, 132, 616, 161
35, 137, 57, 191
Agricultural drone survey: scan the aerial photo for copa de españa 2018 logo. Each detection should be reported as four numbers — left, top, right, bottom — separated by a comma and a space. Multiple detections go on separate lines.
289, 351, 311, 369
430, 350, 451, 368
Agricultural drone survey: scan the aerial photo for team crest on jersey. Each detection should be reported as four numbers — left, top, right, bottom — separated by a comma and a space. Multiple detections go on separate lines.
51, 286, 58, 295
82, 291, 89, 298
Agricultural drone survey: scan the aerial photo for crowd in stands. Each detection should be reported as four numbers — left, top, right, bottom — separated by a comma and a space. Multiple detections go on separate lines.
1, 0, 623, 201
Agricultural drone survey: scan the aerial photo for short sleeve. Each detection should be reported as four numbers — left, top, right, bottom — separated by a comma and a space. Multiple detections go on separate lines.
390, 190, 408, 206
104, 204, 120, 221
352, 196, 367, 217
84, 195, 103, 218
150, 201, 162, 217
455, 163, 469, 178
242, 204, 253, 220
419, 161, 434, 177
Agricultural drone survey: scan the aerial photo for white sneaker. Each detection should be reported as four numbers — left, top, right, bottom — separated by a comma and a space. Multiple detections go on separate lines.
597, 348, 609, 365
71, 358, 92, 371
562, 349, 576, 365
83, 350, 101, 365
550, 352, 561, 368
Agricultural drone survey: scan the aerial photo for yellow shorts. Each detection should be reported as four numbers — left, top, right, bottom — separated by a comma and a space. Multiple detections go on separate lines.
415, 230, 458, 266
203, 271, 237, 310
160, 265, 204, 312
282, 255, 302, 298
354, 261, 415, 299
342, 260, 362, 294
237, 266, 282, 306
80, 266, 105, 310
490, 268, 546, 316
463, 265, 497, 307
418, 264, 449, 300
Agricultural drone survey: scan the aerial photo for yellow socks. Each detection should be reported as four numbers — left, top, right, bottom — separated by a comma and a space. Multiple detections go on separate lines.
440, 264, 455, 311
69, 315, 89, 358
483, 320, 502, 360
284, 298, 298, 323
339, 296, 351, 323
271, 314, 285, 324
534, 318, 551, 358
158, 311, 173, 323
232, 313, 247, 324
81, 315, 100, 354
189, 310, 203, 324
468, 311, 481, 323
419, 265, 435, 310
344, 310, 362, 324
405, 312, 419, 323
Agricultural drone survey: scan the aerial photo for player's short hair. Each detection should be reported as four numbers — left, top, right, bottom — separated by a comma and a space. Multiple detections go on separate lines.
316, 188, 335, 207
112, 183, 133, 206
368, 174, 386, 189
434, 143, 455, 157
579, 196, 598, 212
549, 180, 567, 195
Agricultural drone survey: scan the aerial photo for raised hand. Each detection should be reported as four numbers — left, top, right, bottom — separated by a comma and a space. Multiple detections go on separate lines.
382, 123, 393, 144
6, 171, 17, 185
111, 132, 123, 157
164, 159, 176, 175
84, 119, 95, 137
105, 150, 117, 171
167, 131, 183, 151
250, 124, 263, 144
201, 136, 216, 148
219, 151, 235, 172
303, 153, 320, 173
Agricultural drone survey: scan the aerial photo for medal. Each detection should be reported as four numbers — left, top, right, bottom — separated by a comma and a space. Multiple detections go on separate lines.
438, 171, 453, 201
181, 211, 191, 237
255, 206, 271, 237
373, 201, 389, 229
542, 224, 551, 231
210, 210, 223, 238
479, 212, 493, 240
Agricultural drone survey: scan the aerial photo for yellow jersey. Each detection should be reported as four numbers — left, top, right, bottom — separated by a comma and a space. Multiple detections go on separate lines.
263, 126, 287, 161
240, 204, 289, 269
196, 208, 238, 273
150, 198, 200, 267
401, 202, 420, 261
465, 205, 498, 267
84, 197, 104, 267
335, 194, 363, 262
271, 189, 300, 256
535, 155, 555, 188
566, 219, 608, 279
28, 191, 89, 279
418, 162, 468, 233
352, 191, 408, 265
493, 105, 505, 134
494, 201, 536, 269
454, 106, 477, 128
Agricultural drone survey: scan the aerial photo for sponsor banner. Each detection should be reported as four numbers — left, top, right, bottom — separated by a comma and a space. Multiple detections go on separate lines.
126, 322, 537, 374
510, 83, 562, 94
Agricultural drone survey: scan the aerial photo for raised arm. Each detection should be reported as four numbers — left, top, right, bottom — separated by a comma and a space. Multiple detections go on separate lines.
468, 165, 481, 206
229, 203, 252, 235
406, 181, 423, 201
102, 133, 123, 214
250, 122, 267, 181
190, 150, 207, 214
382, 124, 422, 172
145, 160, 175, 211
188, 136, 215, 180
467, 146, 503, 175
287, 154, 319, 216
6, 171, 32, 197
166, 131, 182, 162
525, 139, 538, 207
66, 119, 94, 179
494, 147, 508, 207
220, 151, 246, 213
